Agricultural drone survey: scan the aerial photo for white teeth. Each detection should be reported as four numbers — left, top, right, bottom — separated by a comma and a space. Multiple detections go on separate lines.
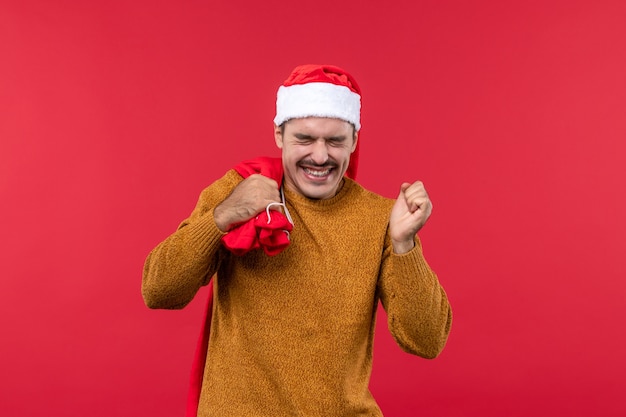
304, 168, 330, 177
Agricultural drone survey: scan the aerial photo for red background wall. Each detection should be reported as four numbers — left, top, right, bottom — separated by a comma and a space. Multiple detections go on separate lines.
1, 1, 625, 416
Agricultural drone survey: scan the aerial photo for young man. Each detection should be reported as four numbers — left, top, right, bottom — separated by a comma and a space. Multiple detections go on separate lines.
142, 64, 452, 416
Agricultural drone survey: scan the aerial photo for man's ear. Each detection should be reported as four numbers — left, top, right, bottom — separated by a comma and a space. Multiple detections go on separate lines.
351, 131, 359, 153
274, 124, 283, 149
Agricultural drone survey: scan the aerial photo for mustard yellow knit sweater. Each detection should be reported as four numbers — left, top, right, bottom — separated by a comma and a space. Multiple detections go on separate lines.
142, 170, 452, 417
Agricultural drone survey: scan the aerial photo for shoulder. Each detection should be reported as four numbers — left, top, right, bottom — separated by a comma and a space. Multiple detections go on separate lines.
344, 178, 394, 211
193, 169, 243, 214
200, 169, 243, 196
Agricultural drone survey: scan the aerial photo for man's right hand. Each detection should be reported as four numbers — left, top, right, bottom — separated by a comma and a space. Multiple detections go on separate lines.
213, 174, 281, 232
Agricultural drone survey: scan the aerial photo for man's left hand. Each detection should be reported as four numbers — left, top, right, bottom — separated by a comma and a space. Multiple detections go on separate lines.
389, 181, 433, 254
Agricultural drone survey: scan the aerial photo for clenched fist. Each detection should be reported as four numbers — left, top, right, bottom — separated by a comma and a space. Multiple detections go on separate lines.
388, 181, 433, 254
213, 174, 281, 232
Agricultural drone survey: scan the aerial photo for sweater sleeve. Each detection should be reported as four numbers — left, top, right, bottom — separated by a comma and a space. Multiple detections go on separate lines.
141, 170, 241, 309
377, 235, 452, 359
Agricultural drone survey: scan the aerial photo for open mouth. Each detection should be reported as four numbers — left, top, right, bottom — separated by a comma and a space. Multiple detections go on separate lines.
303, 167, 332, 178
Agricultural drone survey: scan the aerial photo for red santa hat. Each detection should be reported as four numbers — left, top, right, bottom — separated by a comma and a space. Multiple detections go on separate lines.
274, 64, 362, 178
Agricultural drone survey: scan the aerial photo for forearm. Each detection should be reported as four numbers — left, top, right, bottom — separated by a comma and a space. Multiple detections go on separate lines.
379, 239, 452, 359
142, 211, 225, 309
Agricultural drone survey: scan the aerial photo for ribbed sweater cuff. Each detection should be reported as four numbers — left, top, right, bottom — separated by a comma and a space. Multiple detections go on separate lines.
186, 209, 226, 258
394, 238, 430, 265
389, 241, 436, 291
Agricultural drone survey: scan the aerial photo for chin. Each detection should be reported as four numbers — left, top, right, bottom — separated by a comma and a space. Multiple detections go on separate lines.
299, 185, 337, 200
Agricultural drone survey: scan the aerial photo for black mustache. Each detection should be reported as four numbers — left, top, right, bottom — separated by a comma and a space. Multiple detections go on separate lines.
298, 160, 338, 169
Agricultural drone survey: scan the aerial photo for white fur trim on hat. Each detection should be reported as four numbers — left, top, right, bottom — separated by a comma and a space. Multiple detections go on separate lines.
274, 82, 361, 130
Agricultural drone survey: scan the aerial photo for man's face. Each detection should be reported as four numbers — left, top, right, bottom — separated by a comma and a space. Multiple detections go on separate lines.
274, 117, 358, 200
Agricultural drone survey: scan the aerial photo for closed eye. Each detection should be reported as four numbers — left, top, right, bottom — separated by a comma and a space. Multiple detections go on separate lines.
292, 133, 349, 147
327, 137, 347, 146
294, 133, 316, 144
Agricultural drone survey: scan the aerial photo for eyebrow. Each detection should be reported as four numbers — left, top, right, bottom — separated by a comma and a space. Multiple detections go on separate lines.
293, 133, 347, 141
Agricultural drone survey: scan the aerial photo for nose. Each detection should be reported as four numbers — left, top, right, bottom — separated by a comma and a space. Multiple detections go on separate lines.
310, 138, 329, 165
